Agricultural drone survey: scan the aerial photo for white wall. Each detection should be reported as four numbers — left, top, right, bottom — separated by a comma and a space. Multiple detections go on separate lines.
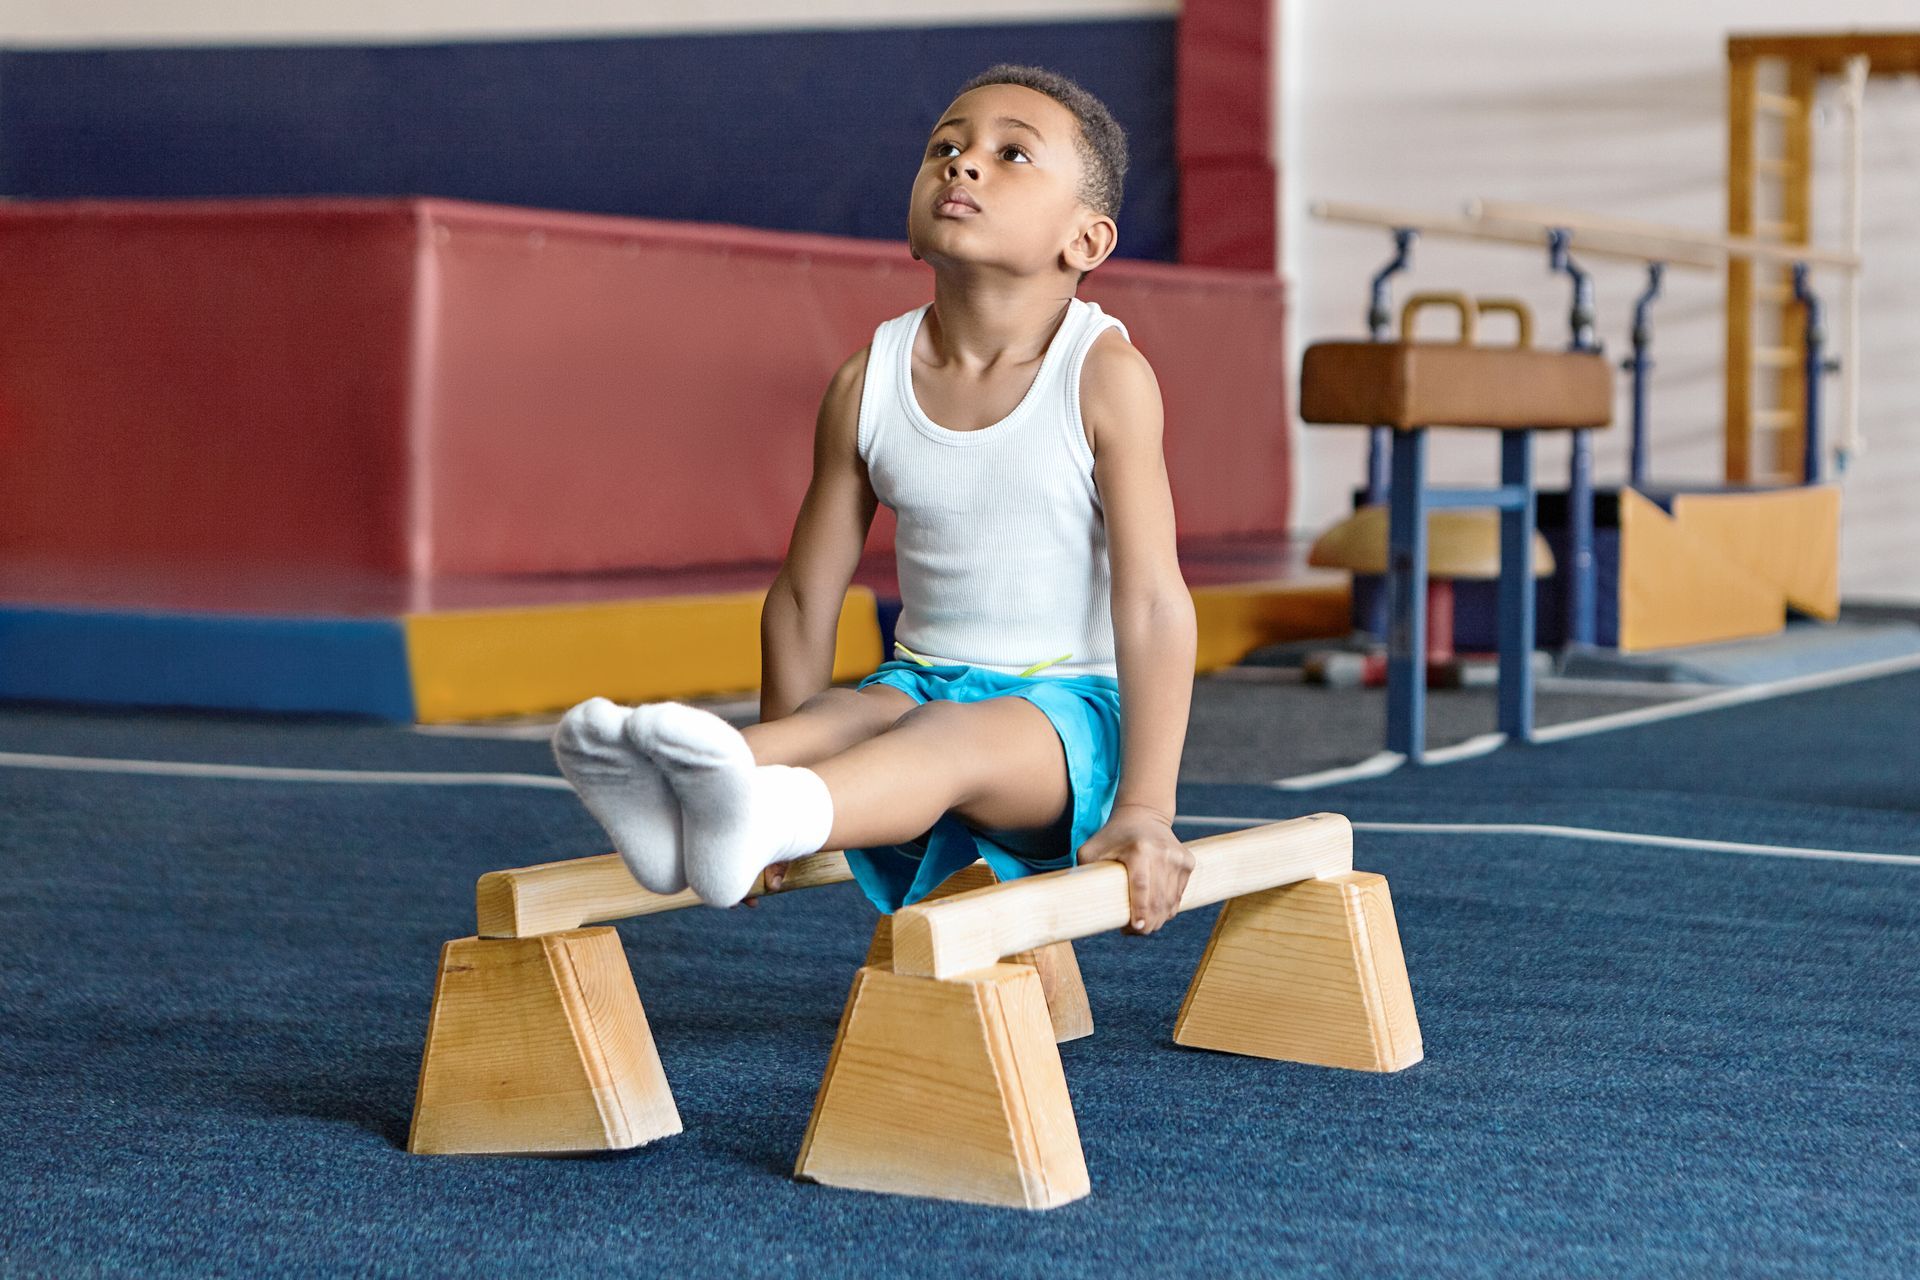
0, 0, 1175, 45
1279, 1, 1920, 603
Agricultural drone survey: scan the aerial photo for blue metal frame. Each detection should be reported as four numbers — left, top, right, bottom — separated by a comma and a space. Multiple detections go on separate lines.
1362, 227, 1553, 762
1382, 436, 1540, 763
1626, 261, 1665, 489
1357, 229, 1419, 643
1364, 229, 1418, 505
1497, 433, 1537, 739
1385, 428, 1428, 758
1791, 262, 1827, 485
1548, 229, 1598, 648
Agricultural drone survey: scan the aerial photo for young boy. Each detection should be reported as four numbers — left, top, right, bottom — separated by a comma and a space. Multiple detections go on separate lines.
553, 64, 1197, 933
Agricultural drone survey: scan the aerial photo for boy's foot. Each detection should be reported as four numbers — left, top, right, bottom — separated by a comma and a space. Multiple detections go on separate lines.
633, 702, 834, 908
551, 696, 688, 894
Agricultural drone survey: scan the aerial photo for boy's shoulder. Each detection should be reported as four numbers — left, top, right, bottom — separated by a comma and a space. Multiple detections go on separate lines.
813, 343, 874, 457
829, 342, 873, 392
1078, 322, 1161, 456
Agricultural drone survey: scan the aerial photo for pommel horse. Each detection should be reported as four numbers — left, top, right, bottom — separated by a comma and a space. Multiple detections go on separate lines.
409, 812, 1421, 1209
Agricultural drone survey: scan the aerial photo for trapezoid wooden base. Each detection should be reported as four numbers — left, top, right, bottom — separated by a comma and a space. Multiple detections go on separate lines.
408, 927, 682, 1155
794, 963, 1088, 1209
1174, 871, 1422, 1071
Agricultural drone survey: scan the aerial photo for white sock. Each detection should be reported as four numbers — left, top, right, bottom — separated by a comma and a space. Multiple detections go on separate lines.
633, 702, 835, 907
550, 696, 687, 894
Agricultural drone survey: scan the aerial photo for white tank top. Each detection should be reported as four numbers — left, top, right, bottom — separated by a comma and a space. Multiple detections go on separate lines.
856, 297, 1129, 681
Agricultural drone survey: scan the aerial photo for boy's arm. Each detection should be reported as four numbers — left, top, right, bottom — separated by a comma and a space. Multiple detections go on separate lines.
1076, 329, 1199, 933
759, 346, 880, 723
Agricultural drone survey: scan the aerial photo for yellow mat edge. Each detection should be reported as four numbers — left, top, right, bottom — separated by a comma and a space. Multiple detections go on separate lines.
402, 578, 1352, 723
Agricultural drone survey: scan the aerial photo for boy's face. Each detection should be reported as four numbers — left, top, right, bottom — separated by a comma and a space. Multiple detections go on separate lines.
907, 83, 1116, 281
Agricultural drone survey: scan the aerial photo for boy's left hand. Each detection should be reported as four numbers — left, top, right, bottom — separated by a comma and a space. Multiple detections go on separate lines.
1077, 804, 1193, 935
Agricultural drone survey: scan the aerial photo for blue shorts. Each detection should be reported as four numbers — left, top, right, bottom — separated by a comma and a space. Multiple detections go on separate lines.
842, 659, 1124, 914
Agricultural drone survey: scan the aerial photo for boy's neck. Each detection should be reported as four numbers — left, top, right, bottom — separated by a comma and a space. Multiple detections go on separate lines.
925, 273, 1079, 370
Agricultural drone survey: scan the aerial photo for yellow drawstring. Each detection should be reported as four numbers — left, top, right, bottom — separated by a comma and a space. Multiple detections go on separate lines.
1018, 652, 1074, 677
893, 640, 935, 667
893, 639, 1072, 679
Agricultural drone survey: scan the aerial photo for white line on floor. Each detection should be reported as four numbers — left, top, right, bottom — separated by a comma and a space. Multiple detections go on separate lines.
1420, 732, 1509, 764
5, 750, 1912, 866
1268, 649, 1920, 789
412, 721, 562, 741
1531, 649, 1920, 743
1534, 676, 1721, 698
1270, 731, 1510, 789
1174, 815, 1920, 866
1271, 750, 1404, 790
0, 750, 573, 789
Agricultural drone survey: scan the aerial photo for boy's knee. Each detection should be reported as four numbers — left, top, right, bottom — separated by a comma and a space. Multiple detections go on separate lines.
888, 697, 961, 731
798, 687, 861, 714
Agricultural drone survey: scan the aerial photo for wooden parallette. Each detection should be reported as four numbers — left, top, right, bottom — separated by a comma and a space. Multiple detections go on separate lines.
795, 813, 1423, 1209
412, 815, 1423, 1203
410, 846, 1096, 1156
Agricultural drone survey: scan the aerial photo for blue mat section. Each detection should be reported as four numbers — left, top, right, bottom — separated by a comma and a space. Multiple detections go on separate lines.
1, 672, 1916, 1275
1561, 621, 1920, 686
0, 21, 1179, 261
0, 606, 414, 720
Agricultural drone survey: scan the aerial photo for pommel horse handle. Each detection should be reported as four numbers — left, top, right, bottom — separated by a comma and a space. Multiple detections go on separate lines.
887, 813, 1354, 979
476, 848, 855, 938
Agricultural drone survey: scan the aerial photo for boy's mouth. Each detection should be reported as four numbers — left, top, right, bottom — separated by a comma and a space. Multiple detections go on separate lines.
935, 186, 981, 216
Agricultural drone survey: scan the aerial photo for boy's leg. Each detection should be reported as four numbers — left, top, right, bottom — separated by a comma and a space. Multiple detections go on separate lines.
811, 695, 1071, 851
742, 684, 920, 766
553, 684, 919, 902
637, 692, 1070, 906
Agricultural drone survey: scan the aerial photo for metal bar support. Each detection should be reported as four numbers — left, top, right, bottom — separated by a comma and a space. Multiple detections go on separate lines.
1549, 228, 1599, 648
1791, 261, 1828, 484
1497, 433, 1537, 740
1626, 261, 1665, 488
1386, 428, 1429, 762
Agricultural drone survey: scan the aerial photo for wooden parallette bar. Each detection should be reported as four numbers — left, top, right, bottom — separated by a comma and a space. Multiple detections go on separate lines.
889, 812, 1355, 979
476, 847, 854, 938
796, 814, 1422, 1209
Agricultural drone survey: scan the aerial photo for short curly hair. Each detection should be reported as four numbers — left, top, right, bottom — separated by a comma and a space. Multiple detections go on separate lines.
953, 63, 1128, 222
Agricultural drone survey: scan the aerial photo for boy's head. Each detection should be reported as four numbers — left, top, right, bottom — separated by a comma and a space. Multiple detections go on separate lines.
907, 64, 1129, 287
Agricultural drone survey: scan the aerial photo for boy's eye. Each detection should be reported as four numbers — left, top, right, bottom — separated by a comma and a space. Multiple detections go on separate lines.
928, 140, 1032, 163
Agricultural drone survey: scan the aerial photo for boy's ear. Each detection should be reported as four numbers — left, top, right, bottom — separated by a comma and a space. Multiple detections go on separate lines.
1063, 213, 1118, 276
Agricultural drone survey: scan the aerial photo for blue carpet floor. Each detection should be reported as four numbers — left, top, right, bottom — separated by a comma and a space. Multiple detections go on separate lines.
1, 674, 1916, 1277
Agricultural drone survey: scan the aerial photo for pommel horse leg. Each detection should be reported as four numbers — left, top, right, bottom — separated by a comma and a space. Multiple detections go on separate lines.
793, 814, 1422, 1209
407, 849, 1093, 1155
